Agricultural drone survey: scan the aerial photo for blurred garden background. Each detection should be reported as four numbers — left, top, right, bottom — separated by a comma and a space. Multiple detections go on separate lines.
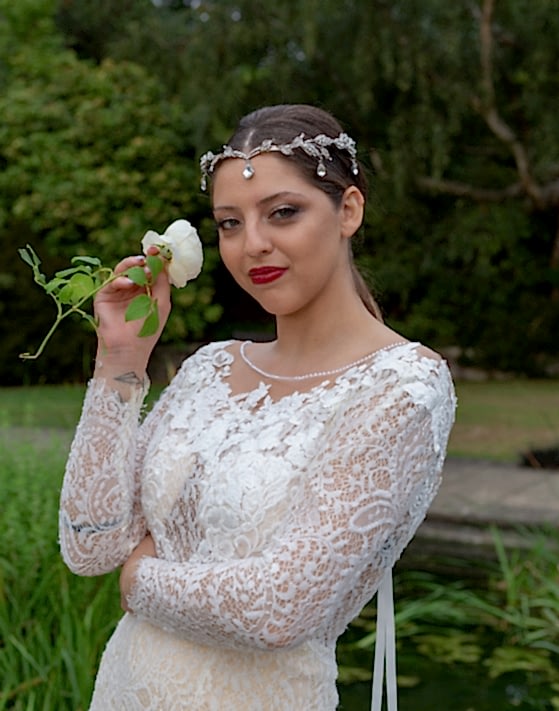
0, 0, 558, 709
1, 0, 559, 383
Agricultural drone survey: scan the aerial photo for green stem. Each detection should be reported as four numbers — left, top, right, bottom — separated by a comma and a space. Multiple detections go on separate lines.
20, 268, 151, 361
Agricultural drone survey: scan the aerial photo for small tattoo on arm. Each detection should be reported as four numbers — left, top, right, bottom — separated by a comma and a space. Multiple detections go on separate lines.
114, 371, 144, 386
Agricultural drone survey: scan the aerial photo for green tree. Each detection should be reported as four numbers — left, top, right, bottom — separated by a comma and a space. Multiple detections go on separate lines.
3, 0, 558, 379
0, 6, 221, 383
372, 0, 559, 371
55, 0, 152, 62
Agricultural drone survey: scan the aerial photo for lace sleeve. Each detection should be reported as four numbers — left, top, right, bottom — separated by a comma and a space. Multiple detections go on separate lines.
58, 377, 151, 575
58, 349, 211, 576
127, 359, 456, 650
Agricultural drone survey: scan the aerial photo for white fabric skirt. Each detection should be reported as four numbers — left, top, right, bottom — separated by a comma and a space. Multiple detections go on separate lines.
89, 613, 339, 711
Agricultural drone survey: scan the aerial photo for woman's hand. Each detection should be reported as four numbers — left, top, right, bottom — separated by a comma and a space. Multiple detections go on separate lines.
120, 534, 157, 613
93, 247, 172, 387
95, 247, 171, 354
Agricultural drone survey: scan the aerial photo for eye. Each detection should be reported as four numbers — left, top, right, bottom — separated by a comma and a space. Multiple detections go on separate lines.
270, 205, 300, 221
215, 217, 240, 232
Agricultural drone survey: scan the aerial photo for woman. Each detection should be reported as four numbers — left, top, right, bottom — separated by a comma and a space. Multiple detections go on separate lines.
59, 104, 456, 710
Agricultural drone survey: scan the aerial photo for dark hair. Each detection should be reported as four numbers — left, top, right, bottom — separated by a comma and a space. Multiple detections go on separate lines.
223, 104, 382, 321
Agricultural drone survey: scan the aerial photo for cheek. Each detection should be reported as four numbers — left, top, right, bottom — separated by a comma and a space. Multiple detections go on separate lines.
218, 238, 233, 266
218, 239, 242, 279
301, 219, 342, 260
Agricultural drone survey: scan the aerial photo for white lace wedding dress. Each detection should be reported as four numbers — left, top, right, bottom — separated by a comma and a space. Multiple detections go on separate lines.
59, 340, 456, 710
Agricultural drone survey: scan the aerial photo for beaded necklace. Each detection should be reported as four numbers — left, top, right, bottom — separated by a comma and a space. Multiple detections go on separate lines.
239, 340, 406, 382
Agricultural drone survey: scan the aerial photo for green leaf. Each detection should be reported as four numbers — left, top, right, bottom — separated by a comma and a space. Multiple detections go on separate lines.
45, 278, 67, 294
137, 305, 160, 337
71, 255, 102, 267
68, 273, 95, 302
57, 284, 75, 305
125, 294, 152, 321
57, 274, 95, 305
18, 245, 41, 269
126, 266, 148, 286
55, 267, 83, 278
18, 248, 35, 268
146, 254, 163, 280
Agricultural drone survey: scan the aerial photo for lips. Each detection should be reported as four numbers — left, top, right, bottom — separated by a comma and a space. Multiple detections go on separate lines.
248, 266, 287, 285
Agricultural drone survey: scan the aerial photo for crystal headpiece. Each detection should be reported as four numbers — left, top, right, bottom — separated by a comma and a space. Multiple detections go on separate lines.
199, 132, 359, 190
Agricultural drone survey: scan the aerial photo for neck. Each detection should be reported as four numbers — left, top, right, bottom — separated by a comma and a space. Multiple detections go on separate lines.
271, 290, 382, 366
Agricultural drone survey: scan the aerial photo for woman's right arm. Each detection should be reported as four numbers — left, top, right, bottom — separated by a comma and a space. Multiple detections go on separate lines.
59, 252, 171, 576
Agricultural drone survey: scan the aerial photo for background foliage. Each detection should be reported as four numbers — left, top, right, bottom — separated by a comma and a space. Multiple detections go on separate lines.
1, 0, 558, 383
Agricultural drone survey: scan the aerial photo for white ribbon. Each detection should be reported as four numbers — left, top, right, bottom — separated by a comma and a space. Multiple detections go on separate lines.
370, 570, 398, 711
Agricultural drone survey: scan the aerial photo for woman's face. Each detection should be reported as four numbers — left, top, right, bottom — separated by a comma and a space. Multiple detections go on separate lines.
211, 153, 362, 317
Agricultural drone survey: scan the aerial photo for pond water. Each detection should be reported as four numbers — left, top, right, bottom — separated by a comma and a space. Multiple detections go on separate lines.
333, 546, 558, 710
337, 658, 551, 710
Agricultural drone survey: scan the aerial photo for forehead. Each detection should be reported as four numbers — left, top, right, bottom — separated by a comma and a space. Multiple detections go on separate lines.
211, 153, 312, 205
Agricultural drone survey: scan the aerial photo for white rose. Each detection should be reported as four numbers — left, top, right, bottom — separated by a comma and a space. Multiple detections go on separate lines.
141, 219, 203, 288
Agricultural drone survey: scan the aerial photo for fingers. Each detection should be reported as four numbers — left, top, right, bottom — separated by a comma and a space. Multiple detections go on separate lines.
137, 534, 156, 557
113, 246, 161, 272
114, 254, 146, 276
108, 253, 169, 294
104, 255, 146, 294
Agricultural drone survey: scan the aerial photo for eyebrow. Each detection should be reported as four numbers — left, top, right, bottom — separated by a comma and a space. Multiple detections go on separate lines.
213, 191, 305, 213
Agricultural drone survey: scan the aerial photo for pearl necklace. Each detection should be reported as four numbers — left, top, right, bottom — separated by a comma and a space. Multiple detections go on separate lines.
239, 340, 407, 382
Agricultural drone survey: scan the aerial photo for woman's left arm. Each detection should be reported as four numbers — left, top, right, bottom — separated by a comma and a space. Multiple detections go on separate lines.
121, 358, 456, 650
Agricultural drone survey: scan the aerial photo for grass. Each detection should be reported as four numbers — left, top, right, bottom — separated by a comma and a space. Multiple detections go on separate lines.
0, 385, 85, 429
0, 440, 121, 710
448, 379, 559, 461
0, 384, 163, 430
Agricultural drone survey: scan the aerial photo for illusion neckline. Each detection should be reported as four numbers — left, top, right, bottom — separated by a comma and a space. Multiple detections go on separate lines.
217, 340, 418, 409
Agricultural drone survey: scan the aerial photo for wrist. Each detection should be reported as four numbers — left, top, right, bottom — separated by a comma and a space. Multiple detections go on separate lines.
95, 344, 148, 374
94, 350, 149, 399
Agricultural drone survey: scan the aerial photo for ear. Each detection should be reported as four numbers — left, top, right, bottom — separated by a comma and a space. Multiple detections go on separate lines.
339, 186, 365, 239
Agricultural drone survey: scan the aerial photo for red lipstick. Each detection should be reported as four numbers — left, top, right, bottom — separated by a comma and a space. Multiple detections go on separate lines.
248, 266, 287, 284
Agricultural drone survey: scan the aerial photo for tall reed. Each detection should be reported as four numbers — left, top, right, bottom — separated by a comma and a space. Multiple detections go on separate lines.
0, 437, 121, 710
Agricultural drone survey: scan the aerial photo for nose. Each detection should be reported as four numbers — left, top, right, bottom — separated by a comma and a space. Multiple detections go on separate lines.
243, 218, 272, 256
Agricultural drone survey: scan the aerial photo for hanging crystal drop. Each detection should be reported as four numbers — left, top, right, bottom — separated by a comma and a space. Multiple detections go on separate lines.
316, 160, 327, 178
242, 161, 255, 180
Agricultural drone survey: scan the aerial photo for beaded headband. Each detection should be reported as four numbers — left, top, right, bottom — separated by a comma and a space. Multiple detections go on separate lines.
199, 131, 359, 190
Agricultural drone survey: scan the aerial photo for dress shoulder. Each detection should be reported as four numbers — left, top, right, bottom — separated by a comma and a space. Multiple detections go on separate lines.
176, 340, 235, 374
339, 341, 455, 408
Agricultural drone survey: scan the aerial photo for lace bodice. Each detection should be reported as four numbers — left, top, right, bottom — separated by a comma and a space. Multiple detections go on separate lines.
59, 340, 455, 709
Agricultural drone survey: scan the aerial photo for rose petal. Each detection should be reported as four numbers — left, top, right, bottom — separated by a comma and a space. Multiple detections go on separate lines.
141, 230, 162, 253
140, 220, 203, 288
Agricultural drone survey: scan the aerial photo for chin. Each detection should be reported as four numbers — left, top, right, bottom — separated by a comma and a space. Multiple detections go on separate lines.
255, 302, 284, 317
247, 293, 288, 316
261, 303, 306, 320
246, 287, 308, 318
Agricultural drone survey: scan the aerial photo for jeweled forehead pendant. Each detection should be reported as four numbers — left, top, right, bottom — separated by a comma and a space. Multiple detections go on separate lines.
199, 132, 359, 191
242, 162, 255, 180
